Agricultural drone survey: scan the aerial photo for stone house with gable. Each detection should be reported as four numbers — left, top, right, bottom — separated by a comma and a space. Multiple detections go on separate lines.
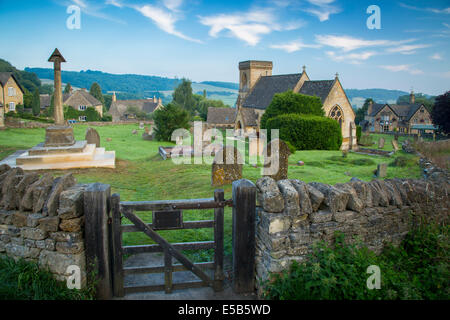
363, 91, 433, 134
0, 72, 24, 113
64, 89, 103, 121
234, 60, 357, 150
108, 92, 163, 122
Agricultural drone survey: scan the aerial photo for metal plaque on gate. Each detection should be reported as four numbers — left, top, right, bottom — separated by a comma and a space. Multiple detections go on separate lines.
152, 210, 183, 230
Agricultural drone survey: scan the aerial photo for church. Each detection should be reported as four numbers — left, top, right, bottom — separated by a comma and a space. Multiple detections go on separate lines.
233, 60, 357, 150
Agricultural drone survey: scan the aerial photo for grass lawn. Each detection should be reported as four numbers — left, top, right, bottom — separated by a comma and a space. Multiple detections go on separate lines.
0, 125, 423, 260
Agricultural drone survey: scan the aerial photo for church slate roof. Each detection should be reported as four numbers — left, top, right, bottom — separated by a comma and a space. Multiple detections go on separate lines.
207, 107, 236, 125
241, 108, 258, 126
242, 74, 302, 110
298, 80, 335, 103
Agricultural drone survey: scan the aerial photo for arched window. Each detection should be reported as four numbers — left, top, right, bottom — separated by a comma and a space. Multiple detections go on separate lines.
329, 105, 344, 128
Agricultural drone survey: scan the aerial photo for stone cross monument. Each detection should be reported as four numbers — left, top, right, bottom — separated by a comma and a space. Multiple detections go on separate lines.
45, 49, 75, 147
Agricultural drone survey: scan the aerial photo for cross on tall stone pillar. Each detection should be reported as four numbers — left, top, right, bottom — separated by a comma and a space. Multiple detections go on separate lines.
48, 48, 66, 126
44, 48, 75, 147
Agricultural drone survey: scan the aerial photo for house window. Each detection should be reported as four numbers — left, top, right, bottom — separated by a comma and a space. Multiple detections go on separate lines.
8, 87, 15, 97
383, 125, 389, 132
9, 102, 15, 111
78, 105, 87, 111
420, 109, 424, 113
79, 116, 87, 122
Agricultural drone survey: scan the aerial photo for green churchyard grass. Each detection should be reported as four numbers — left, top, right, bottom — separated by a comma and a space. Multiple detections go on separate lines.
0, 125, 422, 261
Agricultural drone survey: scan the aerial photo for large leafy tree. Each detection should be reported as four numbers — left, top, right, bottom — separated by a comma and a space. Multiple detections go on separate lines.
198, 99, 228, 121
64, 83, 72, 94
172, 79, 196, 114
153, 103, 190, 141
431, 91, 450, 134
89, 82, 105, 106
355, 98, 374, 124
32, 88, 40, 116
260, 91, 325, 129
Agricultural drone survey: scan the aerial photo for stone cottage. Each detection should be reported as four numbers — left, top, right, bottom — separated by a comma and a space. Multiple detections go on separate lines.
363, 91, 433, 134
108, 93, 163, 122
206, 107, 236, 130
234, 61, 357, 150
0, 72, 24, 126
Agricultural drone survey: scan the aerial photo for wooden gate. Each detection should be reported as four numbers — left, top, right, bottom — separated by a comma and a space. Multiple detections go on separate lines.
110, 189, 231, 296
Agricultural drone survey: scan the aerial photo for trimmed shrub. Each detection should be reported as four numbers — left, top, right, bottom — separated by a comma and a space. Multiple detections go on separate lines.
260, 91, 325, 129
356, 125, 362, 142
64, 106, 101, 122
153, 103, 191, 141
265, 114, 343, 150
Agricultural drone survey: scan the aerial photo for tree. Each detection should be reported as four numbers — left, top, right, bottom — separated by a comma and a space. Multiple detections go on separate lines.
355, 98, 373, 124
153, 103, 190, 141
89, 82, 105, 106
32, 88, 40, 116
431, 91, 450, 134
397, 93, 435, 110
260, 91, 325, 129
198, 99, 228, 120
172, 79, 196, 114
40, 84, 54, 95
23, 89, 33, 109
64, 83, 72, 94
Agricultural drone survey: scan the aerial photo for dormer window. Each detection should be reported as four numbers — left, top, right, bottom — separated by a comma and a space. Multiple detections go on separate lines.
78, 105, 87, 111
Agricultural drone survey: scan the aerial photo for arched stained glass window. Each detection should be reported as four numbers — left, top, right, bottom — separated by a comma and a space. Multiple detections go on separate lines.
329, 105, 344, 128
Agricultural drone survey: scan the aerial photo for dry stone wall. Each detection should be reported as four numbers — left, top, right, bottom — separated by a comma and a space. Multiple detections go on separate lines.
255, 170, 450, 294
0, 164, 88, 286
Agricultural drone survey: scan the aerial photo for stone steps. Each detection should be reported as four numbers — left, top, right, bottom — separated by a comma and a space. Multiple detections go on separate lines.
16, 144, 97, 165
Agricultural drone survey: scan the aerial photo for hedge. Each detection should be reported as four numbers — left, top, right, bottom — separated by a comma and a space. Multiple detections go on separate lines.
265, 114, 343, 150
260, 91, 325, 129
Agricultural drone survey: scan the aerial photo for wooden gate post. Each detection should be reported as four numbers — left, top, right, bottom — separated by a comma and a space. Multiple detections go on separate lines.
84, 183, 113, 300
232, 179, 257, 294
111, 193, 124, 297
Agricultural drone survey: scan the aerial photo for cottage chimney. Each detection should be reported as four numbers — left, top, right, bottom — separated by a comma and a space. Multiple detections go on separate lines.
302, 65, 306, 73
153, 96, 157, 103
112, 91, 116, 102
158, 97, 162, 104
410, 90, 415, 104
367, 101, 373, 116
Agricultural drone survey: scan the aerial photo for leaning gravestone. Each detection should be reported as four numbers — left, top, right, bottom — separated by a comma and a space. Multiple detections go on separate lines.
211, 146, 243, 186
391, 139, 399, 152
376, 163, 387, 178
262, 139, 291, 181
85, 128, 100, 148
139, 122, 144, 130
378, 137, 385, 149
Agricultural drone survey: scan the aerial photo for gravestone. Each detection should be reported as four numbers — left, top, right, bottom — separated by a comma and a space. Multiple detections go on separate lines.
142, 131, 153, 141
211, 146, 243, 186
144, 126, 150, 134
262, 139, 291, 181
378, 137, 385, 149
359, 133, 372, 146
376, 163, 387, 178
139, 122, 144, 130
85, 128, 100, 148
391, 139, 399, 152
132, 130, 138, 135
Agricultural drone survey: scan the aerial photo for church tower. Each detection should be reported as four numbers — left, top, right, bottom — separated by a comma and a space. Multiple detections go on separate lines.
237, 60, 273, 109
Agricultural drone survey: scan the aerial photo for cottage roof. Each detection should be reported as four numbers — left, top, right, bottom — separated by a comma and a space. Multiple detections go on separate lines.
206, 107, 236, 125
40, 94, 51, 109
108, 99, 162, 117
370, 103, 424, 120
64, 90, 102, 108
0, 72, 25, 93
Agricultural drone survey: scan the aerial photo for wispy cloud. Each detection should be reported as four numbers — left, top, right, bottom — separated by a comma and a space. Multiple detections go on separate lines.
199, 9, 303, 46
430, 53, 443, 60
399, 3, 450, 14
270, 39, 320, 53
135, 4, 201, 43
380, 64, 423, 75
386, 43, 431, 55
304, 0, 341, 21
326, 51, 377, 64
315, 34, 414, 52
62, 0, 126, 24
163, 0, 183, 12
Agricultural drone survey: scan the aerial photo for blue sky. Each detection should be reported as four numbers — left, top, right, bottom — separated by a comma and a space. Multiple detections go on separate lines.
0, 0, 449, 95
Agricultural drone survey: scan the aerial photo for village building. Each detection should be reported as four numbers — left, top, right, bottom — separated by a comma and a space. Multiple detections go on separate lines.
233, 60, 357, 150
40, 88, 103, 122
0, 72, 24, 113
362, 91, 433, 134
108, 92, 163, 122
206, 107, 236, 129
